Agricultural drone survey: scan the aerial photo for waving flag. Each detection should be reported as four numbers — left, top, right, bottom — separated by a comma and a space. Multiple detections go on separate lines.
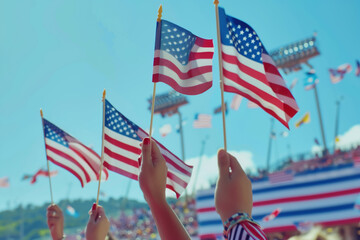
230, 94, 243, 110
152, 20, 214, 95
66, 205, 79, 218
159, 124, 172, 137
103, 99, 193, 198
30, 169, 58, 184
196, 165, 360, 236
329, 63, 352, 84
289, 78, 298, 90
193, 114, 212, 128
42, 119, 109, 187
295, 112, 310, 128
262, 208, 281, 222
269, 170, 293, 184
214, 102, 228, 115
304, 69, 319, 90
218, 7, 299, 128
356, 60, 360, 77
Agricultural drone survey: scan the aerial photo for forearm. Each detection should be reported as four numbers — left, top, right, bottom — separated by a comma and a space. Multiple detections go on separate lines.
148, 198, 191, 240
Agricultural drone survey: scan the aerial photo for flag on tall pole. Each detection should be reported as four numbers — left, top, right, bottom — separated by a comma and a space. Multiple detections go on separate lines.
30, 169, 58, 184
216, 7, 299, 128
329, 63, 352, 84
152, 14, 214, 95
304, 69, 319, 90
103, 98, 193, 198
356, 60, 360, 77
193, 114, 212, 128
230, 94, 243, 110
0, 177, 9, 188
295, 112, 311, 128
40, 111, 108, 190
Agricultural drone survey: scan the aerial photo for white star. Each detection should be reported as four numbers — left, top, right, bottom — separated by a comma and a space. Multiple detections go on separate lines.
251, 39, 255, 44
226, 34, 229, 39
257, 51, 260, 55
173, 28, 177, 31
237, 25, 241, 29
240, 30, 244, 35
252, 54, 255, 58
248, 33, 253, 38
249, 49, 252, 53
246, 43, 249, 47
229, 22, 232, 26
230, 39, 233, 44
170, 35, 174, 38
243, 37, 247, 41
254, 46, 258, 50
167, 29, 171, 32
245, 28, 249, 32
237, 47, 241, 52
232, 27, 236, 32
244, 51, 247, 55
253, 31, 257, 35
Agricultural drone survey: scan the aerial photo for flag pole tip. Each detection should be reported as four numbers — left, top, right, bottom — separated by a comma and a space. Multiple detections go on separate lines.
40, 109, 43, 117
214, 0, 219, 5
157, 5, 162, 22
102, 89, 106, 101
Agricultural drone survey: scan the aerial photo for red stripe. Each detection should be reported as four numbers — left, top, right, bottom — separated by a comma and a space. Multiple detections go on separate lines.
199, 234, 222, 239
165, 184, 180, 198
196, 207, 216, 213
223, 85, 289, 128
104, 147, 139, 168
242, 221, 267, 240
103, 162, 138, 180
46, 144, 91, 183
47, 156, 85, 187
195, 38, 214, 48
189, 52, 214, 61
153, 73, 213, 95
254, 187, 360, 207
167, 171, 187, 188
153, 57, 213, 79
162, 154, 192, 177
222, 52, 269, 85
104, 134, 141, 155
69, 146, 99, 178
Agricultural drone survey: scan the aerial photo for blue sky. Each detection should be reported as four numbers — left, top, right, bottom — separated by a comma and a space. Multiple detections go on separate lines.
1, 0, 360, 211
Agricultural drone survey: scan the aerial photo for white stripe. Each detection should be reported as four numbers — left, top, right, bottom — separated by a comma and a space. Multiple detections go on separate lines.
103, 152, 139, 175
68, 142, 108, 180
198, 225, 223, 236
191, 44, 214, 53
46, 139, 97, 180
222, 45, 265, 74
155, 49, 213, 70
154, 66, 213, 87
222, 60, 277, 98
223, 76, 287, 122
105, 127, 140, 148
46, 149, 87, 185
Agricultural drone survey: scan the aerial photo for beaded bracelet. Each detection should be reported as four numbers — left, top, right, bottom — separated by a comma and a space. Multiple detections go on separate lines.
223, 212, 260, 239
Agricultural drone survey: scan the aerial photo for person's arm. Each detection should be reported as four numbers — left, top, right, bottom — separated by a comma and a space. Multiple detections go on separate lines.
139, 138, 191, 240
46, 204, 65, 240
85, 204, 110, 240
215, 149, 268, 240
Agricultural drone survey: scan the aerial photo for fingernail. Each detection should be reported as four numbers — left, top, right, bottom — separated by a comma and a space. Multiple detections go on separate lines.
92, 203, 96, 212
144, 138, 150, 145
138, 156, 142, 166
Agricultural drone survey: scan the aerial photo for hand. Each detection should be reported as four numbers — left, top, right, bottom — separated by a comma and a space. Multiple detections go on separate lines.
86, 204, 110, 240
215, 149, 253, 222
138, 138, 168, 205
46, 204, 64, 240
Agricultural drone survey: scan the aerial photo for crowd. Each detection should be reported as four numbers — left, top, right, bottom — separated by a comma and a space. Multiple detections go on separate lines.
47, 138, 267, 240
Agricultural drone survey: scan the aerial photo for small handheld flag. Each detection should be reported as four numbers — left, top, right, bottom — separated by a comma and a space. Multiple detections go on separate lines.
304, 69, 319, 90
193, 114, 212, 128
103, 99, 193, 198
30, 169, 58, 184
217, 7, 299, 128
262, 208, 281, 222
153, 19, 214, 95
230, 94, 242, 110
0, 177, 9, 188
329, 63, 352, 84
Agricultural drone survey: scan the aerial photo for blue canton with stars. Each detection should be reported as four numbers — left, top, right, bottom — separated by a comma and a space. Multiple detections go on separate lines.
155, 20, 197, 65
105, 99, 142, 141
218, 7, 268, 64
43, 119, 70, 147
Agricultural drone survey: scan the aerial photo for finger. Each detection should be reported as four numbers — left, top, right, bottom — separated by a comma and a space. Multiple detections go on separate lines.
217, 149, 230, 180
228, 153, 245, 177
89, 203, 97, 221
141, 138, 153, 167
95, 206, 106, 222
138, 154, 142, 167
151, 140, 165, 167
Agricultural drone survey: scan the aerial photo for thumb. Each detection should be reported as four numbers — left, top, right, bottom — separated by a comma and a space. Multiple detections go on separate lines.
217, 149, 230, 180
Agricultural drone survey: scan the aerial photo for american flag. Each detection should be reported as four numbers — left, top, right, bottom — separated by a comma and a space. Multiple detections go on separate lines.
102, 99, 193, 198
196, 165, 360, 236
153, 20, 214, 95
42, 119, 108, 187
218, 7, 299, 128
230, 94, 243, 110
268, 170, 294, 184
329, 63, 352, 84
304, 70, 319, 90
193, 114, 212, 129
262, 208, 281, 222
356, 60, 360, 77
30, 169, 58, 184
247, 100, 259, 109
0, 177, 9, 188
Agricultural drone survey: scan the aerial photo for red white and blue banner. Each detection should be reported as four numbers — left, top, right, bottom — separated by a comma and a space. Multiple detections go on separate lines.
196, 164, 360, 238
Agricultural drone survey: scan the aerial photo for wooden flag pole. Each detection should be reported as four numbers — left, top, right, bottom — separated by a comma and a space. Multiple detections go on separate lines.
214, 0, 227, 151
149, 5, 163, 140
40, 109, 54, 205
96, 89, 106, 207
